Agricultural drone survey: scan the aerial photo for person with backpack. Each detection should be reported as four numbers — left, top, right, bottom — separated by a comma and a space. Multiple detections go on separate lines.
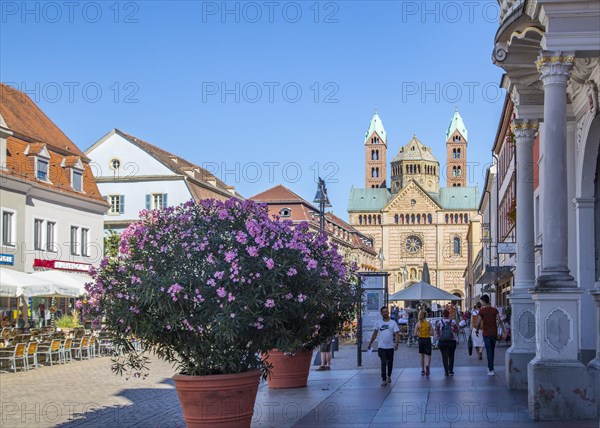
435, 308, 459, 376
413, 310, 433, 377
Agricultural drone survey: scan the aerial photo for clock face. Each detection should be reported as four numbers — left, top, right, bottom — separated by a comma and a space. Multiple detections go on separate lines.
406, 236, 422, 254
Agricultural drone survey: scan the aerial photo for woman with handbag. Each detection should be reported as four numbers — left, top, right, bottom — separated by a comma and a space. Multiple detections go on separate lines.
470, 302, 484, 360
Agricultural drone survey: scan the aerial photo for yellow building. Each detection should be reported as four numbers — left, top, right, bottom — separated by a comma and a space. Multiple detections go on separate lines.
348, 111, 479, 299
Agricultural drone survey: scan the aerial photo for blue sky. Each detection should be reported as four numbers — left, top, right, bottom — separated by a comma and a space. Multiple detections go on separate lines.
1, 1, 504, 220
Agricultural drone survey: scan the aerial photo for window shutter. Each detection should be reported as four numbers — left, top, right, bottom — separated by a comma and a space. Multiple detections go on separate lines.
162, 193, 168, 208
145, 194, 151, 210
120, 195, 125, 214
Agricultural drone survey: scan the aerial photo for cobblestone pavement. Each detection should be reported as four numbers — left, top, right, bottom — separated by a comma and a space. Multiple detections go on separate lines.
0, 342, 597, 427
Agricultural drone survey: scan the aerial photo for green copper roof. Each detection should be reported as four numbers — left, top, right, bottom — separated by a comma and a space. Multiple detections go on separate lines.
364, 112, 387, 144
347, 187, 391, 211
434, 187, 478, 209
446, 109, 468, 141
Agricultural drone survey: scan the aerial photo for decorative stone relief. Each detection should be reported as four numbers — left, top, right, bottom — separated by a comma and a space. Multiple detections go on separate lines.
518, 310, 535, 340
546, 308, 571, 352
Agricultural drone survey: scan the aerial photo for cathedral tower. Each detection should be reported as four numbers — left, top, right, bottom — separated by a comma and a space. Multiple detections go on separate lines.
446, 108, 468, 187
364, 111, 387, 188
391, 134, 439, 194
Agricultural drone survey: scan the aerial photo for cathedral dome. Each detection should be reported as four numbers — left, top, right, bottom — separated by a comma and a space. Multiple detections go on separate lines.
392, 135, 438, 163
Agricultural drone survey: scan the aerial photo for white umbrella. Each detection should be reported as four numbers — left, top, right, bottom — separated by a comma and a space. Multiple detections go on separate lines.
30, 270, 91, 296
0, 267, 55, 297
389, 281, 462, 302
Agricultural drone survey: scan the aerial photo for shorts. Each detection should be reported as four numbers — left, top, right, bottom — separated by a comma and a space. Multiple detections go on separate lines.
320, 340, 332, 352
418, 337, 432, 356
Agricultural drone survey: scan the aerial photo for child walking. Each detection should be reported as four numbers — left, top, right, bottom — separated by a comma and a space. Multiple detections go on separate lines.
413, 310, 433, 377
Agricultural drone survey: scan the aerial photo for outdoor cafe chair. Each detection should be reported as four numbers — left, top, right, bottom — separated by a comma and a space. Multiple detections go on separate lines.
0, 343, 27, 373
25, 342, 39, 370
61, 338, 73, 363
88, 336, 97, 358
98, 337, 115, 356
72, 336, 91, 360
38, 339, 63, 366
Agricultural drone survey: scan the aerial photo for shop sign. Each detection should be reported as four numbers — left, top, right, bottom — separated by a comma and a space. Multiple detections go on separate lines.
0, 253, 15, 265
33, 259, 91, 272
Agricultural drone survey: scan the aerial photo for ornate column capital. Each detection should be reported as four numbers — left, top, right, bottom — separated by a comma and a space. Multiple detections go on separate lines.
536, 51, 575, 87
511, 119, 539, 141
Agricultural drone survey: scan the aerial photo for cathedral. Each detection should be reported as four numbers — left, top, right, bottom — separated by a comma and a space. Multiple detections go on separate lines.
348, 110, 479, 298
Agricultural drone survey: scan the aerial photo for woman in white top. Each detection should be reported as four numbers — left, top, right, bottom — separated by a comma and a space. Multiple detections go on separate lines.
470, 302, 484, 359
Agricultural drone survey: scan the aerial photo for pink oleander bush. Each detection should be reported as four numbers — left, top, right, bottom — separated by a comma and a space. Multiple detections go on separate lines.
81, 199, 358, 377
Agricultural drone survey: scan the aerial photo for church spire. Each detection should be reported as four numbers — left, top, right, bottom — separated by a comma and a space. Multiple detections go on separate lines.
364, 110, 387, 189
364, 111, 387, 145
446, 108, 468, 141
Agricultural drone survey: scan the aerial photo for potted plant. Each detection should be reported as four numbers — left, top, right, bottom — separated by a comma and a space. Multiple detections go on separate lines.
54, 309, 83, 335
82, 199, 357, 426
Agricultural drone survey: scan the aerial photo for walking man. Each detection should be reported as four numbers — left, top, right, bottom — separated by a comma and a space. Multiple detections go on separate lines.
476, 295, 507, 376
367, 306, 399, 386
315, 337, 332, 371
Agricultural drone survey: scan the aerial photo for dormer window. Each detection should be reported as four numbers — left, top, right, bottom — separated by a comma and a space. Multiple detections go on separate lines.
72, 169, 83, 191
37, 158, 49, 180
279, 208, 291, 217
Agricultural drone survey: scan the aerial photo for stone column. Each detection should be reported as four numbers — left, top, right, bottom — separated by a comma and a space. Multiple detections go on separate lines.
589, 288, 600, 417
505, 119, 537, 390
528, 51, 594, 420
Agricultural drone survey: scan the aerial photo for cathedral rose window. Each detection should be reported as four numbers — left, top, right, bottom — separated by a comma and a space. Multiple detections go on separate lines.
405, 236, 422, 254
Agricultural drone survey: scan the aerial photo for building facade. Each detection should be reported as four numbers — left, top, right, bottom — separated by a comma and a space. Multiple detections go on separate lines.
85, 129, 242, 232
0, 82, 107, 315
250, 185, 378, 271
348, 112, 479, 299
492, 0, 600, 419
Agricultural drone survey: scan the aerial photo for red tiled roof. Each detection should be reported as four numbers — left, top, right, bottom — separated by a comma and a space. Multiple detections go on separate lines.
250, 184, 308, 203
0, 82, 106, 203
114, 129, 243, 200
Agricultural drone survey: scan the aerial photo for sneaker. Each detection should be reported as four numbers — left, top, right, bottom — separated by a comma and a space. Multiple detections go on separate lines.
449, 371, 454, 376
325, 366, 331, 370
421, 370, 425, 376
387, 377, 392, 384
315, 366, 327, 371
425, 366, 430, 377
487, 370, 495, 376
381, 380, 387, 386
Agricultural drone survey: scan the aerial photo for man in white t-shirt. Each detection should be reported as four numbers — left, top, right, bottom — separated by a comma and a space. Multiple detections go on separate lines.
367, 306, 400, 386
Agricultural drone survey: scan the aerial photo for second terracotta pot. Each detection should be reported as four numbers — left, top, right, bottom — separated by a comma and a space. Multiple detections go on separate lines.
265, 348, 313, 389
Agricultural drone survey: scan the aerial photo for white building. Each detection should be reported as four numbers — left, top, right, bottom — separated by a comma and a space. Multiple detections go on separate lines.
493, 0, 600, 420
85, 129, 242, 232
0, 82, 107, 317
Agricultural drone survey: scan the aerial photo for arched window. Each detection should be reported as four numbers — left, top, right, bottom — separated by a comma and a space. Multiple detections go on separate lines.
454, 214, 459, 223
359, 215, 363, 225
459, 214, 463, 223
457, 148, 461, 159
395, 214, 399, 224
428, 214, 432, 224
464, 213, 468, 222
417, 214, 421, 224
457, 166, 462, 177
445, 214, 449, 223
371, 167, 375, 178
411, 214, 415, 224
453, 148, 456, 158
453, 237, 461, 255
400, 214, 404, 224
378, 215, 382, 225
452, 166, 457, 177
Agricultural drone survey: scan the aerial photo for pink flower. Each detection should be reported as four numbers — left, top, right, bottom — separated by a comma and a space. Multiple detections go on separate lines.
297, 294, 307, 302
265, 299, 275, 308
228, 293, 236, 302
264, 258, 275, 269
224, 250, 237, 263
216, 287, 227, 298
306, 259, 318, 270
287, 267, 297, 276
247, 246, 259, 257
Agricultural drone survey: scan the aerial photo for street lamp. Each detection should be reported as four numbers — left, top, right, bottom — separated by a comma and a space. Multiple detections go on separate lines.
313, 177, 332, 233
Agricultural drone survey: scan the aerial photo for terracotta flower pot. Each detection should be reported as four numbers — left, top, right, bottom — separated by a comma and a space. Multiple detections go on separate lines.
173, 370, 260, 428
265, 349, 313, 389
